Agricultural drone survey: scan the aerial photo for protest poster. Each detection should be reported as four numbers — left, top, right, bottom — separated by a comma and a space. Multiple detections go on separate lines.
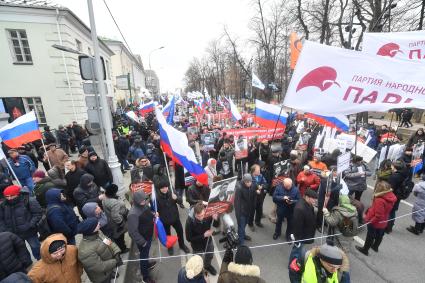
234, 137, 248, 159
337, 133, 355, 150
273, 160, 290, 178
351, 142, 377, 163
205, 177, 237, 218
200, 132, 216, 151
130, 181, 153, 195
323, 138, 348, 153
337, 152, 351, 174
223, 127, 285, 142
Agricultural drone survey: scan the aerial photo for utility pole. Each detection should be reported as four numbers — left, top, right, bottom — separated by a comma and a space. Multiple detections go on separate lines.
87, 0, 124, 194
127, 72, 132, 104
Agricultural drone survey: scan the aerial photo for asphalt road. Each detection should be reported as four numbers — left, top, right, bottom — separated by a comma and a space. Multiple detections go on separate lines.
125, 176, 424, 283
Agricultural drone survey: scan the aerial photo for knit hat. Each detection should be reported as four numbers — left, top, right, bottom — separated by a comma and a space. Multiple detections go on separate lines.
77, 217, 99, 235
235, 245, 253, 265
242, 173, 252, 183
319, 244, 343, 265
88, 151, 98, 158
185, 255, 204, 279
48, 240, 66, 254
3, 185, 21, 197
305, 188, 318, 199
104, 183, 118, 197
32, 170, 46, 179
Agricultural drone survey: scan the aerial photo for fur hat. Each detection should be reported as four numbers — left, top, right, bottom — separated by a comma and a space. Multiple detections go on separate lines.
185, 255, 204, 279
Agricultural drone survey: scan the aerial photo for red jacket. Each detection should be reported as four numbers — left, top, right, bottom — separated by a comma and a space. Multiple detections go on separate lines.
296, 171, 320, 197
365, 189, 397, 229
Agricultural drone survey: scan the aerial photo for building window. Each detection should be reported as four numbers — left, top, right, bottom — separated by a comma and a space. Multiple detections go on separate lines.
105, 59, 110, 79
7, 29, 32, 64
24, 97, 47, 126
75, 39, 82, 52
88, 47, 92, 56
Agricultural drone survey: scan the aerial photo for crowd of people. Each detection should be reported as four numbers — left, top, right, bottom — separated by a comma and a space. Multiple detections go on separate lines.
0, 101, 424, 283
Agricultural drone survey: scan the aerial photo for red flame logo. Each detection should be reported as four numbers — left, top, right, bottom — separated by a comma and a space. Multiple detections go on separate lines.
296, 66, 340, 93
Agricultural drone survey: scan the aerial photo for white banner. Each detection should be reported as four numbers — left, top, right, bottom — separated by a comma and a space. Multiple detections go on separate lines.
252, 73, 265, 90
284, 41, 425, 115
363, 31, 425, 61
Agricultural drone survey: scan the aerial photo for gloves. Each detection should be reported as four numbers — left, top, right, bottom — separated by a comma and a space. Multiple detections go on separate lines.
115, 254, 123, 267
223, 249, 233, 264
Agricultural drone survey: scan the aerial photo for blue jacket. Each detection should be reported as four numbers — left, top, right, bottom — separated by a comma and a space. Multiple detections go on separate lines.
46, 189, 79, 241
273, 184, 300, 214
7, 155, 35, 181
129, 145, 145, 160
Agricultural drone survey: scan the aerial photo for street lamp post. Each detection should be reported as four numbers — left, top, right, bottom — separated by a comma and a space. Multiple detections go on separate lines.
149, 46, 165, 70
86, 0, 124, 194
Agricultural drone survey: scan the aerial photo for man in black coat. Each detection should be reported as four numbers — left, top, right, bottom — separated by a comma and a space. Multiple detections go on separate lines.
73, 173, 103, 217
0, 231, 32, 281
155, 179, 190, 255
292, 188, 318, 245
64, 160, 86, 206
115, 135, 131, 172
43, 126, 57, 145
187, 181, 210, 207
0, 185, 42, 260
56, 125, 71, 155
185, 202, 218, 276
234, 174, 255, 245
84, 151, 113, 188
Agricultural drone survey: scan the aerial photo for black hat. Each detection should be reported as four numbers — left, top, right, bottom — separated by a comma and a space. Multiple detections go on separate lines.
104, 183, 118, 197
234, 245, 253, 265
48, 240, 66, 254
155, 179, 170, 190
78, 146, 87, 155
305, 188, 318, 199
88, 151, 97, 158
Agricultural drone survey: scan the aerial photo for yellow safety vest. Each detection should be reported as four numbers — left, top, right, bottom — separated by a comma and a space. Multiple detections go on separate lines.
302, 255, 339, 283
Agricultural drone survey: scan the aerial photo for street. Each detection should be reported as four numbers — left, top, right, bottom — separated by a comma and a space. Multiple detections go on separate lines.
125, 176, 424, 283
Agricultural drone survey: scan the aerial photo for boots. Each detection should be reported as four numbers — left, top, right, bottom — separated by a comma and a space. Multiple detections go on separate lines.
371, 235, 383, 252
406, 222, 423, 235
355, 231, 374, 256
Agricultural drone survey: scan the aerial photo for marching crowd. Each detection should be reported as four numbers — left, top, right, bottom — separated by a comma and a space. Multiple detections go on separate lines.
0, 105, 424, 283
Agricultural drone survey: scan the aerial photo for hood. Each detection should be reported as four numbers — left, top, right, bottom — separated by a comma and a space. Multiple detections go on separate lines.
48, 167, 62, 180
133, 190, 147, 207
82, 202, 98, 218
80, 174, 94, 189
333, 206, 357, 218
380, 190, 397, 204
374, 187, 393, 198
338, 195, 356, 214
45, 188, 63, 205
227, 262, 261, 278
40, 233, 68, 264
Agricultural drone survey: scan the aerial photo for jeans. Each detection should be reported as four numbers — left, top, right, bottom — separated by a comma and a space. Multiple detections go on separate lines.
25, 234, 41, 260
387, 198, 401, 230
21, 177, 35, 193
164, 219, 186, 248
138, 240, 152, 280
237, 215, 248, 245
275, 209, 293, 239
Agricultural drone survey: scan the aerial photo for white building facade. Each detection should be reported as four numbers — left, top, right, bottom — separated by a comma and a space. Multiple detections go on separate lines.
0, 2, 115, 128
103, 39, 146, 106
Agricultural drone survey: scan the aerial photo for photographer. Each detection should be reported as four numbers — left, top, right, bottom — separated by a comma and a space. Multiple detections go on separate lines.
218, 245, 265, 283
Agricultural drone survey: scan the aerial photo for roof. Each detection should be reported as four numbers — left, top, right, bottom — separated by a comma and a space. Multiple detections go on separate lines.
102, 38, 144, 71
0, 0, 114, 56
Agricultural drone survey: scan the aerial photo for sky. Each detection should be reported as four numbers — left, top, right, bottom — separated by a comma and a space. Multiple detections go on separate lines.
54, 0, 254, 93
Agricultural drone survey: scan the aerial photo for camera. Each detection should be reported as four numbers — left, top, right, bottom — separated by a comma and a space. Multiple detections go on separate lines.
218, 214, 239, 250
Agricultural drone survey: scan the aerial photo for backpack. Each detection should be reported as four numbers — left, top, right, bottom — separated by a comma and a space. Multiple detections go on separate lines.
37, 205, 62, 241
399, 177, 414, 200
338, 212, 359, 237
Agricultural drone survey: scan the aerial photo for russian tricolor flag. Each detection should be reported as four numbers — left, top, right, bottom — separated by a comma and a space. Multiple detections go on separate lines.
227, 97, 242, 121
138, 101, 155, 116
155, 108, 209, 186
162, 96, 175, 124
0, 111, 42, 148
305, 113, 349, 132
255, 99, 287, 129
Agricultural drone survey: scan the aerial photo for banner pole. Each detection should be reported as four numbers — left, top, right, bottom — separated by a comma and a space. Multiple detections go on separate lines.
354, 114, 359, 156
162, 152, 177, 195
384, 112, 395, 159
270, 105, 285, 147
40, 138, 52, 169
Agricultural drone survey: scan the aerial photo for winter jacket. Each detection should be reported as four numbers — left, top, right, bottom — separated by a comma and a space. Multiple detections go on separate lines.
28, 233, 83, 283
0, 172, 13, 198
308, 161, 328, 172
234, 181, 256, 220
0, 192, 42, 239
218, 262, 265, 283
102, 197, 128, 239
288, 159, 302, 184
177, 268, 207, 283
155, 189, 181, 225
185, 207, 213, 251
343, 162, 372, 192
65, 168, 86, 203
205, 163, 217, 189
82, 203, 112, 237
33, 176, 58, 208
129, 145, 145, 162
252, 174, 268, 197
43, 131, 57, 144
73, 174, 100, 212
365, 188, 397, 229
0, 232, 32, 281
72, 125, 87, 141
46, 189, 79, 242
0, 272, 31, 283
387, 170, 409, 199
412, 181, 425, 223
152, 164, 169, 188
292, 198, 316, 244
323, 205, 358, 234
187, 184, 210, 206
273, 184, 300, 215
85, 158, 113, 188
7, 155, 35, 181
78, 233, 120, 283
127, 191, 154, 247
116, 136, 130, 160
130, 161, 154, 183
296, 171, 320, 197
407, 129, 425, 148
46, 149, 68, 170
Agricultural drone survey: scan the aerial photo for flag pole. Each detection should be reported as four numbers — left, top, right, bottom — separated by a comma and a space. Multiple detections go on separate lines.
270, 104, 285, 146
40, 138, 52, 169
152, 184, 162, 263
162, 151, 177, 196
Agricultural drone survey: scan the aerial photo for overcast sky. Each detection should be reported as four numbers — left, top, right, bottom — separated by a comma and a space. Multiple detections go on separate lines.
54, 0, 254, 93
